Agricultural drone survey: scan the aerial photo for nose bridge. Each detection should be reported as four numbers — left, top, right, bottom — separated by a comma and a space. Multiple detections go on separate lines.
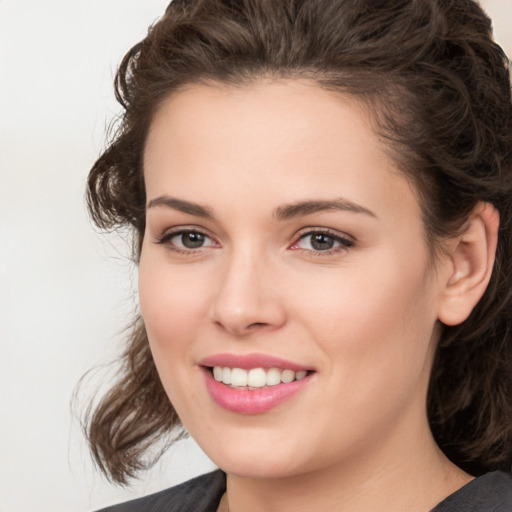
210, 241, 284, 335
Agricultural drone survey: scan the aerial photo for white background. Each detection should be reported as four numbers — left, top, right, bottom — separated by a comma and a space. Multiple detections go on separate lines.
1, 1, 511, 511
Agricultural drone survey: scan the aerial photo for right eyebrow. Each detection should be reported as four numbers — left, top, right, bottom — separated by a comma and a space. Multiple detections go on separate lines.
146, 196, 214, 219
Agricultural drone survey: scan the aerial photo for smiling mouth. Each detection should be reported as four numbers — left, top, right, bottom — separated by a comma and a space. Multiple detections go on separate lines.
202, 363, 316, 413
208, 366, 313, 389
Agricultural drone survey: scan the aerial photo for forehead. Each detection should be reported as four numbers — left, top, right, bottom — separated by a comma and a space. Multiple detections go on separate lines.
145, 79, 376, 161
145, 79, 377, 159
143, 79, 421, 227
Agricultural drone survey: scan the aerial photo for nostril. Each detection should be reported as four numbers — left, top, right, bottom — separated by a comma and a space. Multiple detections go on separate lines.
247, 322, 268, 329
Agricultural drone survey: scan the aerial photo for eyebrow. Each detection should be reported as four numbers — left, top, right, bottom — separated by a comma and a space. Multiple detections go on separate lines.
272, 198, 376, 221
147, 196, 214, 218
146, 195, 376, 220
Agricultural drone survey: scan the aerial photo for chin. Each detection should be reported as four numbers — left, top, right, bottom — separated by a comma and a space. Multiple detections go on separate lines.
217, 456, 305, 480
196, 436, 312, 480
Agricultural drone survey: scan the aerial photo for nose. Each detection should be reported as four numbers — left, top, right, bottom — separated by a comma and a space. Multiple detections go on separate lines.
210, 249, 287, 337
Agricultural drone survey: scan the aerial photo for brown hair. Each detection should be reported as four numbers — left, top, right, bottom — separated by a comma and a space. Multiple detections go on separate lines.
85, 0, 512, 483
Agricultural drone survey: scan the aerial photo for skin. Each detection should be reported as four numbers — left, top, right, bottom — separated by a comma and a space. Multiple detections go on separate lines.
138, 80, 490, 511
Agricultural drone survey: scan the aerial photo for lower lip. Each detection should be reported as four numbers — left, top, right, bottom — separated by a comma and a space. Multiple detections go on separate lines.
202, 367, 314, 414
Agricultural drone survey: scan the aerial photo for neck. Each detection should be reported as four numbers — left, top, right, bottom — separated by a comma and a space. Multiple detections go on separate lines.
224, 416, 471, 512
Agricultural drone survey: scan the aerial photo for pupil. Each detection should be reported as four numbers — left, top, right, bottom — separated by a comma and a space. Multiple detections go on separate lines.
182, 232, 205, 248
311, 234, 334, 251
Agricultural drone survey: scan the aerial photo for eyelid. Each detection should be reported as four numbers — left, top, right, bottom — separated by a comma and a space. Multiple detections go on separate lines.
289, 227, 354, 253
153, 225, 219, 250
293, 226, 354, 242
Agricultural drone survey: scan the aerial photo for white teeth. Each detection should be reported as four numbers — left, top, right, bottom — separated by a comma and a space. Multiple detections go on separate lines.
213, 366, 223, 381
266, 367, 282, 386
281, 369, 295, 383
248, 368, 267, 388
221, 367, 231, 384
212, 366, 309, 388
230, 368, 248, 387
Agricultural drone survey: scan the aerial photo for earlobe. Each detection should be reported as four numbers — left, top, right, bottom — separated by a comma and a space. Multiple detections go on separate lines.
438, 202, 499, 326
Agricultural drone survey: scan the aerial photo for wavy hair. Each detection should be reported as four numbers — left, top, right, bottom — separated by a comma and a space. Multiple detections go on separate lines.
84, 0, 512, 483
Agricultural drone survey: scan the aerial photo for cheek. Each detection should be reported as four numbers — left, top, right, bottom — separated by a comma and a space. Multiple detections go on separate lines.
138, 252, 212, 412
138, 250, 212, 363
292, 248, 438, 384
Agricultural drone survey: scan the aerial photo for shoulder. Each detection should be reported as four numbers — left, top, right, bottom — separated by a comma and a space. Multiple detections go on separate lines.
432, 471, 512, 512
95, 470, 226, 512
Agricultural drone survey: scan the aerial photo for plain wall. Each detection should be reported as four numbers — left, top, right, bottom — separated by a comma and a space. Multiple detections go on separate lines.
1, 1, 511, 511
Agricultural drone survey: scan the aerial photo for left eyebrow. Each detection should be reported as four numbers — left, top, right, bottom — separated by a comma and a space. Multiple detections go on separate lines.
146, 196, 214, 219
272, 198, 376, 221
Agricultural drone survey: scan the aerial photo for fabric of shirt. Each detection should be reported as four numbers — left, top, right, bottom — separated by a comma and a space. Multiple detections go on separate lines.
95, 470, 512, 512
96, 471, 225, 512
431, 471, 512, 512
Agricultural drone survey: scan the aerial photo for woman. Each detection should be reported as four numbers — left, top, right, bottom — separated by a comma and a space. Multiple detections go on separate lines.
85, 0, 512, 510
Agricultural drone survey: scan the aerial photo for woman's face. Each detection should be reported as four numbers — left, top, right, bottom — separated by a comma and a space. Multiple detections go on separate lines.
139, 80, 449, 479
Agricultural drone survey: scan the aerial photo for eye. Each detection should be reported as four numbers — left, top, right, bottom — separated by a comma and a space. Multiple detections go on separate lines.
175, 231, 208, 249
155, 229, 218, 252
291, 230, 354, 253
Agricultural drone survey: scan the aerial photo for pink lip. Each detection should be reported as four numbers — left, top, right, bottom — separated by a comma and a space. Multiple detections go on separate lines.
199, 353, 315, 414
199, 352, 312, 371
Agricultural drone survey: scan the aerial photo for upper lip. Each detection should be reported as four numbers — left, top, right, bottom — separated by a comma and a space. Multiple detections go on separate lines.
199, 353, 313, 371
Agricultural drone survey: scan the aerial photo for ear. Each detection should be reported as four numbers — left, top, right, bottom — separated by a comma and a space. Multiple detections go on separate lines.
437, 202, 499, 326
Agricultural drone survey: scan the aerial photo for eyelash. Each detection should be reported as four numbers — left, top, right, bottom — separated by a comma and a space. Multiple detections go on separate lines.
154, 227, 354, 256
154, 228, 217, 255
290, 229, 354, 256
